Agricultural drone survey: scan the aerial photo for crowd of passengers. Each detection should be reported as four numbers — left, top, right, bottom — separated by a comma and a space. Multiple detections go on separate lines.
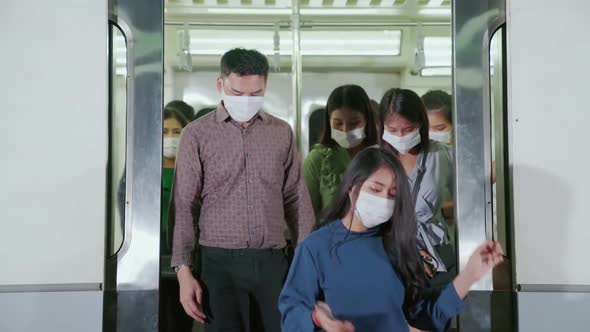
154, 48, 503, 332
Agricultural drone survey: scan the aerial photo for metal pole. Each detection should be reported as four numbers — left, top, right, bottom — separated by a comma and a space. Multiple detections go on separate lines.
291, 0, 302, 149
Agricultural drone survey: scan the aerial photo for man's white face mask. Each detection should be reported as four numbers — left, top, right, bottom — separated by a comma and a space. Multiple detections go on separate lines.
221, 89, 265, 123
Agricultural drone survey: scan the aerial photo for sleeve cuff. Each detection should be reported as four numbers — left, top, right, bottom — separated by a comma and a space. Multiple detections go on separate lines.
441, 283, 465, 317
171, 251, 194, 268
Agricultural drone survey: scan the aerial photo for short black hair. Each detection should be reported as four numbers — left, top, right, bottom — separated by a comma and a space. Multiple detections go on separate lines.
220, 48, 269, 79
421, 90, 452, 123
164, 100, 195, 122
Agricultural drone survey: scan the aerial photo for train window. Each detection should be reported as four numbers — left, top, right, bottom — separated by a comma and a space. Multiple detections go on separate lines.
300, 30, 402, 56
421, 36, 452, 76
186, 29, 293, 56
490, 26, 511, 290
107, 24, 127, 256
421, 67, 452, 76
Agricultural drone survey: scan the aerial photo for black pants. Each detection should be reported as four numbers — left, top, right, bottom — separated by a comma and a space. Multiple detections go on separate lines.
199, 246, 288, 332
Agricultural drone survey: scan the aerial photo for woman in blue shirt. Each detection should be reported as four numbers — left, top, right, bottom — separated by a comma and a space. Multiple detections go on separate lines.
279, 147, 503, 332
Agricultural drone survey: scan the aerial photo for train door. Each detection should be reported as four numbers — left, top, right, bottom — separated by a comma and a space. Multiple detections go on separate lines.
104, 1, 164, 331
102, 0, 515, 331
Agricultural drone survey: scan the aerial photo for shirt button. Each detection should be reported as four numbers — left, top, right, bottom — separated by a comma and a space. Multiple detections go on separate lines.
248, 178, 253, 183
248, 205, 253, 209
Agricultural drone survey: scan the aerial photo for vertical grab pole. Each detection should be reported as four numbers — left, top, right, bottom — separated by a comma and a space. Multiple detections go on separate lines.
291, 0, 302, 150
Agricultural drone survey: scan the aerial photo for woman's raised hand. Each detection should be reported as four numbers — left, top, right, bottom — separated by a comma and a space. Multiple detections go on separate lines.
313, 301, 355, 332
454, 241, 504, 298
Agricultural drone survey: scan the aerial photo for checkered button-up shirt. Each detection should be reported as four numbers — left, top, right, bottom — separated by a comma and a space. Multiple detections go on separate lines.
170, 104, 315, 267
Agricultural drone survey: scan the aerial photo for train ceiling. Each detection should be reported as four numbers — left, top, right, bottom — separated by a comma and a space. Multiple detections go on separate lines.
152, 0, 454, 73
165, 0, 452, 22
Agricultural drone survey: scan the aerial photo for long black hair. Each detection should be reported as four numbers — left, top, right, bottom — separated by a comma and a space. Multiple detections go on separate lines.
380, 88, 430, 154
320, 84, 380, 148
321, 146, 427, 314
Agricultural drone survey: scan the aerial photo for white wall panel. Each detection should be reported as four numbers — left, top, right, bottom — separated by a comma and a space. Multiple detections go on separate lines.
508, 0, 590, 285
0, 0, 107, 285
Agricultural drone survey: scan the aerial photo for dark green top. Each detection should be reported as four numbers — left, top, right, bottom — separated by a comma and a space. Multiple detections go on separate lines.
302, 144, 351, 215
161, 167, 175, 234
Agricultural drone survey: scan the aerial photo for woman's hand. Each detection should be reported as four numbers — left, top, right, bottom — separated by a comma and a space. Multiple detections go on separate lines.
454, 241, 504, 299
313, 302, 355, 332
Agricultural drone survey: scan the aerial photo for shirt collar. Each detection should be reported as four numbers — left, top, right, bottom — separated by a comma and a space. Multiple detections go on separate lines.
215, 102, 268, 123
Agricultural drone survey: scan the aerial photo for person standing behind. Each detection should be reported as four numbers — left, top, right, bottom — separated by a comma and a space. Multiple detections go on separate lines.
379, 88, 455, 288
161, 107, 193, 332
421, 90, 455, 237
421, 90, 453, 145
303, 85, 380, 216
166, 100, 196, 124
169, 48, 315, 332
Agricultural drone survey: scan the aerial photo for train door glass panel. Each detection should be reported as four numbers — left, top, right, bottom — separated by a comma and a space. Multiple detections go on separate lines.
107, 24, 127, 257
490, 27, 509, 277
489, 26, 516, 332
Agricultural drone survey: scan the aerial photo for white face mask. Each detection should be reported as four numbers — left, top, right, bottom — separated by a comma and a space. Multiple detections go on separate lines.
354, 191, 395, 229
429, 130, 452, 144
331, 127, 365, 149
221, 90, 264, 122
382, 129, 421, 154
163, 137, 180, 159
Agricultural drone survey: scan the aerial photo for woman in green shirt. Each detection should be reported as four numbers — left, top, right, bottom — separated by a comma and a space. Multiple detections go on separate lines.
303, 84, 380, 217
162, 107, 190, 251
161, 106, 192, 332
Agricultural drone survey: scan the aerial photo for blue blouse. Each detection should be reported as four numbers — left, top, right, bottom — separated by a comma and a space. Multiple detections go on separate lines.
279, 220, 464, 332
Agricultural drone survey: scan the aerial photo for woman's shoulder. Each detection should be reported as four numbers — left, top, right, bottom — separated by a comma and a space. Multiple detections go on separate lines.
305, 144, 347, 165
427, 140, 452, 153
307, 144, 335, 157
426, 141, 453, 161
299, 221, 339, 251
